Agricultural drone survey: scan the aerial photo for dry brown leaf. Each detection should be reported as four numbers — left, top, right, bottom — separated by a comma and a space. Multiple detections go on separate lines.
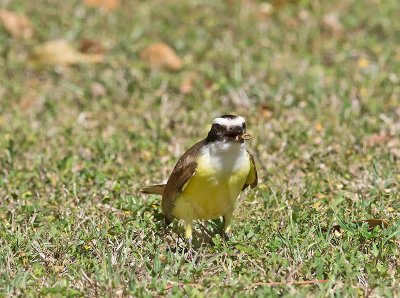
364, 133, 391, 147
260, 105, 273, 119
255, 105, 273, 124
0, 9, 34, 38
356, 219, 389, 229
19, 95, 36, 110
31, 39, 104, 66
271, 0, 290, 10
84, 0, 119, 11
79, 39, 106, 54
140, 43, 183, 71
331, 219, 389, 232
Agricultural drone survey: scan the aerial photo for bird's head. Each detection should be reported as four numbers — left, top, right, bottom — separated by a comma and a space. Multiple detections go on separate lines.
206, 115, 252, 143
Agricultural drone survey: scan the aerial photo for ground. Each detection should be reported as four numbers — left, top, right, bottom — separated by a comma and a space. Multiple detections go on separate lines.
0, 0, 399, 296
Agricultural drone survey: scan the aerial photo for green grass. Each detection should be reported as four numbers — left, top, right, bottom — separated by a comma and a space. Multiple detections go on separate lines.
1, 0, 399, 296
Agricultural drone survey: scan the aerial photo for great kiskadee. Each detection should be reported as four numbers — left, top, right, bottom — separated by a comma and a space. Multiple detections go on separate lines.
140, 115, 258, 240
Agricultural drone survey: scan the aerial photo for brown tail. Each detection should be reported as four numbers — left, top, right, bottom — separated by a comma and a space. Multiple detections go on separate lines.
140, 184, 165, 195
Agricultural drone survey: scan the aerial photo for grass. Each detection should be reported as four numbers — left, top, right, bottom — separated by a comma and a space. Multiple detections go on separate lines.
0, 0, 399, 296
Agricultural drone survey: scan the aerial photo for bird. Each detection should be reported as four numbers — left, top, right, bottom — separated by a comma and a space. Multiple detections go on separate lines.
140, 114, 257, 241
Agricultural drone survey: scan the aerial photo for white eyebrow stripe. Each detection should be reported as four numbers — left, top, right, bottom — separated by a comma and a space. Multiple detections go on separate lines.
212, 116, 245, 127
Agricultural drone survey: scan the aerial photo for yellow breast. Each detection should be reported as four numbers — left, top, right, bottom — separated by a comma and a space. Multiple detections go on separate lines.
172, 143, 250, 221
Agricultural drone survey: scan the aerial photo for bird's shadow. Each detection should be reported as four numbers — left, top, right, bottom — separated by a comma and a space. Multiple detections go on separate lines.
152, 205, 233, 254
153, 213, 225, 251
174, 220, 222, 245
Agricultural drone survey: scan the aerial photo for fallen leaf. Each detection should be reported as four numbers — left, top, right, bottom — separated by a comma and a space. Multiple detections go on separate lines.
140, 43, 183, 71
271, 0, 290, 10
364, 133, 391, 147
260, 105, 273, 119
79, 39, 106, 54
84, 0, 119, 11
203, 79, 214, 90
357, 219, 389, 229
0, 9, 34, 38
31, 39, 104, 66
331, 219, 389, 233
19, 95, 36, 110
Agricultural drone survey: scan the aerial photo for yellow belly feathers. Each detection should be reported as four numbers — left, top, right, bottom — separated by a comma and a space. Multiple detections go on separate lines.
172, 147, 250, 221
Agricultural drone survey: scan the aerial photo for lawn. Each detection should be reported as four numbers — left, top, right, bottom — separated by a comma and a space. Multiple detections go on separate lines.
0, 0, 399, 296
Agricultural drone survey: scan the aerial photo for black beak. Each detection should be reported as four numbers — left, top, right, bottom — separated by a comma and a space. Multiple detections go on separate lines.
226, 126, 244, 137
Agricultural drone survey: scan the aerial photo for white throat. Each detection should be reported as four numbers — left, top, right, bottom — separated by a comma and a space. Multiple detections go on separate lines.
202, 141, 248, 174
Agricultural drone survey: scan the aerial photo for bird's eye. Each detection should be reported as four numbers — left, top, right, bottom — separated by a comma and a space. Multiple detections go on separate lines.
214, 124, 222, 130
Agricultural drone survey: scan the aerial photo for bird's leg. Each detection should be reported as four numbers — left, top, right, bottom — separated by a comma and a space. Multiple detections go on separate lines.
184, 220, 193, 243
222, 210, 234, 239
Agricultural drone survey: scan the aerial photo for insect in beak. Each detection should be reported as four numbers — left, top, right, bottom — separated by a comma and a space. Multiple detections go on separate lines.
235, 132, 252, 142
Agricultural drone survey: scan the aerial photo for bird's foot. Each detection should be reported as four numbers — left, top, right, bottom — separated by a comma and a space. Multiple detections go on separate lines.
186, 237, 193, 246
221, 229, 233, 241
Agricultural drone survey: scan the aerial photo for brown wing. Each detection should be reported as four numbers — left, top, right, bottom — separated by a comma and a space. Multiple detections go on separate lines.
242, 150, 258, 191
162, 139, 206, 224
